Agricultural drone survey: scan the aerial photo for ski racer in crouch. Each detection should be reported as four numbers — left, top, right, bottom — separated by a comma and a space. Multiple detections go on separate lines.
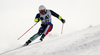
24, 5, 65, 46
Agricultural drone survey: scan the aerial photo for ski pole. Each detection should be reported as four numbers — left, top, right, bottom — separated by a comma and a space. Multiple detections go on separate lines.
61, 23, 64, 34
18, 22, 38, 40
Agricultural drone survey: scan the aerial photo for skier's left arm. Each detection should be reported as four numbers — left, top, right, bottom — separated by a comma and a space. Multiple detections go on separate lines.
50, 10, 65, 23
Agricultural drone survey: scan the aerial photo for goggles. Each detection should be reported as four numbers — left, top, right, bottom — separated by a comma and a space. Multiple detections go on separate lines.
39, 9, 45, 14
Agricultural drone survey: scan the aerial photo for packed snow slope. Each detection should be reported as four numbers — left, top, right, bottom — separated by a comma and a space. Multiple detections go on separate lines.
1, 25, 100, 55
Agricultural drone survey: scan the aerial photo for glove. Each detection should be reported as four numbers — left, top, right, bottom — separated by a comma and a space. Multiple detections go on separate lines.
40, 17, 44, 20
61, 19, 65, 23
34, 18, 40, 22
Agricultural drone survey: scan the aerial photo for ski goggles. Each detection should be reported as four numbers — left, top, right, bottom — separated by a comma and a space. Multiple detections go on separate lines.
39, 9, 45, 13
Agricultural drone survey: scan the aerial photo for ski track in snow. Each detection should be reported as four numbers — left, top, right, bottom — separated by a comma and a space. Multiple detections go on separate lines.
0, 25, 100, 55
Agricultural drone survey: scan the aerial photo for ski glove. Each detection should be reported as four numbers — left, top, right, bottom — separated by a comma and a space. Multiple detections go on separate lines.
61, 19, 65, 23
40, 17, 44, 20
34, 18, 41, 22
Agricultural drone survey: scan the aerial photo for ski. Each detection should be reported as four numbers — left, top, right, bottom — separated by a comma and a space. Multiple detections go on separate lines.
22, 41, 42, 47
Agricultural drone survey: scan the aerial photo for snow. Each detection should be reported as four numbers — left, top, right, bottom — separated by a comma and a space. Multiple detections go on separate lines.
0, 25, 100, 55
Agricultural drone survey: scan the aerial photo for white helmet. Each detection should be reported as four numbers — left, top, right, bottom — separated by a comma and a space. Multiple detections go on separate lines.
39, 5, 46, 11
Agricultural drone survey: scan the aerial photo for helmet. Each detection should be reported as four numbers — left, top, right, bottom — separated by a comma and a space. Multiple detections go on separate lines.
39, 5, 46, 11
39, 5, 46, 15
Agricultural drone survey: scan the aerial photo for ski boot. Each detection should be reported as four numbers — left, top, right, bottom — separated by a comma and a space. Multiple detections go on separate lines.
40, 34, 46, 41
23, 40, 31, 46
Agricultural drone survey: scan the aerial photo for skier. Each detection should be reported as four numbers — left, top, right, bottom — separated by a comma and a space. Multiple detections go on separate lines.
24, 5, 65, 46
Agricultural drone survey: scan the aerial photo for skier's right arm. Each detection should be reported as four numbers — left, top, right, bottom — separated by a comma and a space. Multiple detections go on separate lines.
34, 14, 41, 22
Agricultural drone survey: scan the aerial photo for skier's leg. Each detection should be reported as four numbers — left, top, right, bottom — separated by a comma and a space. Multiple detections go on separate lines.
40, 34, 46, 41
24, 25, 44, 46
40, 25, 53, 41
24, 33, 40, 46
30, 33, 40, 41
44, 25, 52, 35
